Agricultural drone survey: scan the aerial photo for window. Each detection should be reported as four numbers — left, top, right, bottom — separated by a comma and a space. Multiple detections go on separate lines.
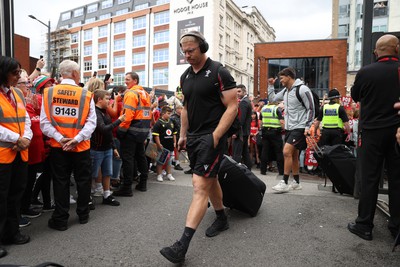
84, 45, 92, 56
219, 34, 223, 46
87, 4, 98, 13
85, 18, 96, 24
114, 56, 125, 67
225, 33, 230, 46
133, 35, 146, 47
99, 25, 108, 37
136, 70, 145, 85
102, 0, 113, 9
338, 24, 349, 38
116, 8, 129, 15
84, 61, 92, 71
153, 68, 168, 85
71, 21, 82, 27
234, 40, 239, 51
98, 58, 107, 69
62, 12, 71, 21
84, 29, 92, 40
114, 21, 126, 34
154, 11, 169, 25
71, 33, 78, 43
114, 39, 125, 50
135, 3, 149, 10
71, 48, 79, 56
99, 13, 111, 20
156, 0, 170, 4
114, 73, 124, 85
132, 52, 145, 65
133, 16, 146, 29
118, 0, 130, 3
74, 8, 84, 17
154, 30, 169, 44
339, 4, 350, 18
98, 42, 107, 53
153, 49, 168, 62
219, 15, 224, 27
83, 76, 91, 84
268, 57, 330, 97
226, 15, 232, 28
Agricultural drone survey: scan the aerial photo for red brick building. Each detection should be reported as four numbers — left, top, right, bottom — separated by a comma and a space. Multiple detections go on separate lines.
254, 39, 348, 99
14, 34, 38, 74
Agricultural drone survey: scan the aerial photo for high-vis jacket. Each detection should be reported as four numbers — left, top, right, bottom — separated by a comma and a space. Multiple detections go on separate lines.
0, 88, 29, 163
322, 103, 344, 129
261, 105, 281, 128
43, 84, 92, 152
118, 85, 151, 142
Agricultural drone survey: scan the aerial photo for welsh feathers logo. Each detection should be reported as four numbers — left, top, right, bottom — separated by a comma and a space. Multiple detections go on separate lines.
187, 0, 194, 3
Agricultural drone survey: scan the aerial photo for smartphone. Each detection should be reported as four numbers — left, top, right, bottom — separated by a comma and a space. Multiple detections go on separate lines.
40, 55, 43, 59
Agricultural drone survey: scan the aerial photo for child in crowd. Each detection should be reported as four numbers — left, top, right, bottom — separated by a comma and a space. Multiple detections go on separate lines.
152, 106, 176, 182
90, 89, 125, 206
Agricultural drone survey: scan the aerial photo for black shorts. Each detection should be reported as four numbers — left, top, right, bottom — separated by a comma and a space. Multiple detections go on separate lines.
284, 129, 307, 150
186, 133, 227, 178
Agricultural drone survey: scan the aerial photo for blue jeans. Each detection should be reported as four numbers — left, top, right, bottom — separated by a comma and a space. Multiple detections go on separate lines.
112, 138, 122, 180
90, 149, 113, 178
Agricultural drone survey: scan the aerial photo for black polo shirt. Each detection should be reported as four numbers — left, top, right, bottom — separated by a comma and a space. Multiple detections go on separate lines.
181, 58, 236, 136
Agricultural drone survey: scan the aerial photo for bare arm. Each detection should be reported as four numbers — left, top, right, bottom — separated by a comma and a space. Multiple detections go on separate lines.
213, 88, 238, 146
178, 102, 189, 151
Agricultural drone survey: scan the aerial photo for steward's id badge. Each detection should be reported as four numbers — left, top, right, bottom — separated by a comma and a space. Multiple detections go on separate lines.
52, 106, 79, 118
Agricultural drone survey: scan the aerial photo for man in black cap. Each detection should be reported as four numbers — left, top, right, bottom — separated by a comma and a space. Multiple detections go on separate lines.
314, 88, 350, 146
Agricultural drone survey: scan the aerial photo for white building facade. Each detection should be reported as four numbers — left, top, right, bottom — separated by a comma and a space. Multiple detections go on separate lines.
54, 0, 275, 92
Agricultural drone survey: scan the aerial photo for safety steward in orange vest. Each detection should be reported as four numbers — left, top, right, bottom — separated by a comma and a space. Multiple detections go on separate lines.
40, 60, 96, 230
114, 72, 151, 196
0, 56, 33, 257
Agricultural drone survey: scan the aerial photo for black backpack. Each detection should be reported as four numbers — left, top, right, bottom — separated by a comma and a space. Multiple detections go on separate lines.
180, 61, 241, 135
284, 85, 320, 118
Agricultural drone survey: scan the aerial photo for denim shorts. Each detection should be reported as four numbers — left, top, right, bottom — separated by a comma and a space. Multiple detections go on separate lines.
90, 149, 113, 177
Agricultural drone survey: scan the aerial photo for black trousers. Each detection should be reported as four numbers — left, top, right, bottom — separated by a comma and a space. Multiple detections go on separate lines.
0, 153, 28, 240
232, 135, 252, 169
32, 157, 52, 207
356, 126, 400, 232
319, 128, 343, 146
120, 137, 148, 186
21, 163, 42, 212
260, 129, 284, 174
50, 148, 91, 225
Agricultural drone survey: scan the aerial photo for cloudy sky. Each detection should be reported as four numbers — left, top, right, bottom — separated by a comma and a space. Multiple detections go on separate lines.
14, 0, 332, 58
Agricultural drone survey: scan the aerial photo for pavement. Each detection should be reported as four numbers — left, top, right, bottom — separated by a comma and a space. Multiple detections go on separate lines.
0, 161, 399, 267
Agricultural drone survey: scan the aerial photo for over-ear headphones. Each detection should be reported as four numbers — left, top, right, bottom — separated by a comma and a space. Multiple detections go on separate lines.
180, 31, 209, 53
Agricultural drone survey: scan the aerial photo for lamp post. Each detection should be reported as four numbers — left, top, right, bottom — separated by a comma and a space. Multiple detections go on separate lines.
28, 15, 50, 73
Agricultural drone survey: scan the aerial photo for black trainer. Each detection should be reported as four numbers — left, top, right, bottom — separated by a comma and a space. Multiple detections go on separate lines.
21, 208, 41, 219
205, 218, 229, 237
174, 164, 184, 171
113, 185, 133, 197
102, 195, 120, 206
184, 169, 193, 175
160, 241, 187, 264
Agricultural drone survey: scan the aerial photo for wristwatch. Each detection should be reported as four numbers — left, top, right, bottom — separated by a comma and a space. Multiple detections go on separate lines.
36, 67, 41, 72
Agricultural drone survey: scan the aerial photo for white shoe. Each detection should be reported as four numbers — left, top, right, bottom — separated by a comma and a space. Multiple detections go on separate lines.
70, 195, 76, 204
272, 180, 289, 193
288, 180, 302, 190
157, 175, 164, 182
93, 188, 104, 196
166, 174, 175, 181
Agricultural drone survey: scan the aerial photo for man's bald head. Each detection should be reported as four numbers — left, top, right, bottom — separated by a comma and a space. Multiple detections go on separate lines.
375, 34, 399, 57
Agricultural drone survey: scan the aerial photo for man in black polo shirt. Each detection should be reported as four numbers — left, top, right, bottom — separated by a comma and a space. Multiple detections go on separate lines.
348, 34, 400, 241
160, 31, 238, 264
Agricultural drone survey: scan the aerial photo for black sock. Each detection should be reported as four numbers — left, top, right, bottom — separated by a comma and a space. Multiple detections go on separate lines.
179, 227, 196, 249
215, 209, 226, 220
293, 175, 300, 184
283, 175, 289, 184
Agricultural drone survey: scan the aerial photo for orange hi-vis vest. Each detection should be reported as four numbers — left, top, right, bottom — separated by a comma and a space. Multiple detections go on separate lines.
118, 85, 151, 142
43, 84, 92, 152
0, 87, 29, 163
